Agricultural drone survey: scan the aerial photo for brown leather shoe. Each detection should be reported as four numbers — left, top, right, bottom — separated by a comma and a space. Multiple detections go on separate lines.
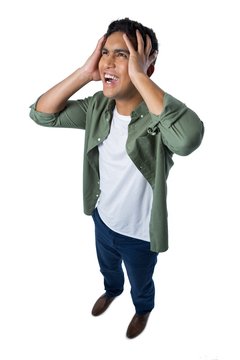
126, 312, 151, 339
91, 293, 116, 316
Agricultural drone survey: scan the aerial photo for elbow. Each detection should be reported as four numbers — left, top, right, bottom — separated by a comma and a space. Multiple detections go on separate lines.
29, 106, 58, 127
176, 139, 201, 156
174, 122, 204, 156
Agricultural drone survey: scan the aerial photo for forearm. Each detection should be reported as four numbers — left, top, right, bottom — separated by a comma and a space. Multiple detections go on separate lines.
148, 93, 204, 156
36, 67, 92, 113
131, 73, 165, 115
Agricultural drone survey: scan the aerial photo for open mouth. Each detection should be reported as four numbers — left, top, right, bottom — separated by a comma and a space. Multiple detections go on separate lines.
104, 73, 119, 84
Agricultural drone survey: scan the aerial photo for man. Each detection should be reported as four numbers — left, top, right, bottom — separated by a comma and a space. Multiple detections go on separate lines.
29, 18, 204, 339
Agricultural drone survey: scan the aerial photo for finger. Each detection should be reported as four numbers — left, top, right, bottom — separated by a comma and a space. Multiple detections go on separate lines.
149, 50, 158, 64
136, 29, 144, 53
96, 35, 106, 50
145, 35, 152, 57
122, 33, 135, 53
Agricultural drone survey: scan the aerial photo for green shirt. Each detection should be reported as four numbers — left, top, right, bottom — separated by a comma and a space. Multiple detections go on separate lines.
29, 91, 204, 253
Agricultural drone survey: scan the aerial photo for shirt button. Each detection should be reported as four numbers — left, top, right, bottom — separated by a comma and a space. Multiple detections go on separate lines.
140, 114, 144, 118
96, 194, 99, 198
97, 138, 101, 142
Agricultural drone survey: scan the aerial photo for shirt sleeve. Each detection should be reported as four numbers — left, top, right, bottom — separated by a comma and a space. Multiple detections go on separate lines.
29, 96, 92, 130
147, 93, 204, 156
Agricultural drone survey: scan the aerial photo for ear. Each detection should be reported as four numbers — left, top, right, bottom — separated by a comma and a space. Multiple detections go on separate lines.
147, 64, 155, 77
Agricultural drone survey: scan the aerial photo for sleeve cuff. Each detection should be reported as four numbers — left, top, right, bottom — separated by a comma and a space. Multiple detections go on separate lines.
147, 93, 188, 135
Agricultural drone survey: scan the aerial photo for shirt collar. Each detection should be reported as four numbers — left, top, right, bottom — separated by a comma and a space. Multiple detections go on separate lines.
131, 101, 148, 118
105, 99, 148, 119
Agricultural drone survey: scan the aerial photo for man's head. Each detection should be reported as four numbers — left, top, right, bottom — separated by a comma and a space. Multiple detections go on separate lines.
105, 18, 159, 59
98, 18, 159, 110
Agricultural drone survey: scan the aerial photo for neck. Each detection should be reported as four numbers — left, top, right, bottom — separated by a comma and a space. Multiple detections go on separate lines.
115, 94, 143, 116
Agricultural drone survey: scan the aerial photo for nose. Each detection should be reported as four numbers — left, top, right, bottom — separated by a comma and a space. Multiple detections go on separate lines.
103, 53, 115, 68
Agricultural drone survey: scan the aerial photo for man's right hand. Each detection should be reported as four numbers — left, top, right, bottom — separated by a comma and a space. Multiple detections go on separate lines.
36, 36, 106, 113
82, 36, 106, 81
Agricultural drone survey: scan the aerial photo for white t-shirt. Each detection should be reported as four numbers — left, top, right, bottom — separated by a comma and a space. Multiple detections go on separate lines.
97, 107, 153, 242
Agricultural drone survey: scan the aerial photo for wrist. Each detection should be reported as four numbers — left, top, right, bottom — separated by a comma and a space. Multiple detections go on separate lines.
77, 67, 94, 83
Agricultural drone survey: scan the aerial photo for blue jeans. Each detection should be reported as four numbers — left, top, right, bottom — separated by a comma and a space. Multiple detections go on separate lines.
92, 208, 158, 315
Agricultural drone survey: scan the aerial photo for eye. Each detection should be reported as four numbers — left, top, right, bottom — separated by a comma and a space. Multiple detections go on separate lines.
117, 52, 128, 58
101, 49, 108, 56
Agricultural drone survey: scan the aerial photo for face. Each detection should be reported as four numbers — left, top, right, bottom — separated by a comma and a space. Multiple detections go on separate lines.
98, 32, 139, 102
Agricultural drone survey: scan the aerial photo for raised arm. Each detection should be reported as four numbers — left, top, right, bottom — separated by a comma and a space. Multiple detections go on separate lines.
123, 30, 164, 116
36, 36, 106, 114
123, 31, 204, 156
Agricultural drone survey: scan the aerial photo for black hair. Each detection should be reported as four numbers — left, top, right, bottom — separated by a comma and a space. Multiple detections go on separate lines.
105, 17, 158, 55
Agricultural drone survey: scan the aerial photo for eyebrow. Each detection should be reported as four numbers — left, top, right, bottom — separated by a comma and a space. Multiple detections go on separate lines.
102, 47, 130, 55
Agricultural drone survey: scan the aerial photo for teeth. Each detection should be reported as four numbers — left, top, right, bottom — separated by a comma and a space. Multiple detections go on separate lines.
104, 73, 118, 81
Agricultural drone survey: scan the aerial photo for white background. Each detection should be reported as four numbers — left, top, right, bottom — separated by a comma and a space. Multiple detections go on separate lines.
0, 0, 239, 359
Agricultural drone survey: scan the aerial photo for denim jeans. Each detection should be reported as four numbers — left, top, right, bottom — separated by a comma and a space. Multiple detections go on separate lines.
92, 208, 158, 314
